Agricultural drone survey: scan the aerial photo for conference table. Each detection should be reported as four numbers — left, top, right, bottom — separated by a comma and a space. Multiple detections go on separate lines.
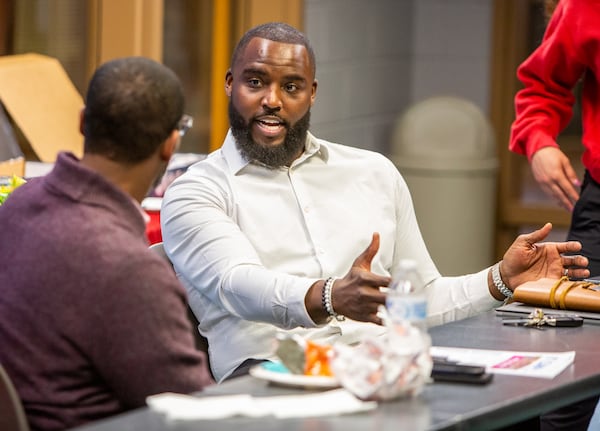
70, 309, 600, 431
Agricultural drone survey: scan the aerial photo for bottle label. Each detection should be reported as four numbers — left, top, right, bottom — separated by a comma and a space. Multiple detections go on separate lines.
386, 295, 427, 323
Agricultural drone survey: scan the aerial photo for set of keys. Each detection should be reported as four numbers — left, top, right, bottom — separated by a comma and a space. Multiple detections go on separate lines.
502, 308, 584, 328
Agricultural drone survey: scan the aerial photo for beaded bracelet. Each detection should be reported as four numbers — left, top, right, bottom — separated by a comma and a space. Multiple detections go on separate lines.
322, 277, 345, 321
492, 261, 513, 299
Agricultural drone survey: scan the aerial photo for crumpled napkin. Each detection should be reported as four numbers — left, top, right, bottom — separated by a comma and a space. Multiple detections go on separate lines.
146, 388, 377, 420
330, 307, 432, 401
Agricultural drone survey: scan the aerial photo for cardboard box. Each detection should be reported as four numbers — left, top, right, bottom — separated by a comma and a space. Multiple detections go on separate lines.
0, 157, 25, 177
0, 53, 83, 163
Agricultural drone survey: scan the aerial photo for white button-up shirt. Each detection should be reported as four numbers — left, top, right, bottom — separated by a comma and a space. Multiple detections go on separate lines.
161, 130, 500, 381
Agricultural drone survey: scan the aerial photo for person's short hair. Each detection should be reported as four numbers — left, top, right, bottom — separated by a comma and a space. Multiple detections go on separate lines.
231, 22, 316, 78
83, 56, 184, 164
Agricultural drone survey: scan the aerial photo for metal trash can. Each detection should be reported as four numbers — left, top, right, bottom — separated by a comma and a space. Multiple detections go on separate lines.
390, 96, 498, 276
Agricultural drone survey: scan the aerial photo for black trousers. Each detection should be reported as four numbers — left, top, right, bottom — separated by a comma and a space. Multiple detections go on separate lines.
537, 170, 599, 431
568, 171, 600, 277
499, 396, 597, 431
539, 396, 598, 431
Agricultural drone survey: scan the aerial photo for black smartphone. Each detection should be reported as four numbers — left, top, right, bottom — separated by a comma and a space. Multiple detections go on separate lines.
432, 370, 494, 384
432, 362, 485, 375
431, 361, 493, 385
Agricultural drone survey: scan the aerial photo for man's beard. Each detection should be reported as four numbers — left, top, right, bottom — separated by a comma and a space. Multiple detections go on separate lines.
229, 101, 310, 169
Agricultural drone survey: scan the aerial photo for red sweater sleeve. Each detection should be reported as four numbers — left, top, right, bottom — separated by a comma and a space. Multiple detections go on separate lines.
509, 0, 588, 161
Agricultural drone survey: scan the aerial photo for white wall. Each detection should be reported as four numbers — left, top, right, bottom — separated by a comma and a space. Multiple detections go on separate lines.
304, 0, 494, 157
411, 0, 492, 111
304, 0, 414, 155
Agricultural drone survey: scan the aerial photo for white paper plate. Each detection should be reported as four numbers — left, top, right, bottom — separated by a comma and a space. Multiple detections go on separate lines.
249, 362, 339, 389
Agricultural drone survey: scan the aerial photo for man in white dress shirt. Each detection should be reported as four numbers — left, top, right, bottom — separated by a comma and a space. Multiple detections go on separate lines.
161, 22, 588, 382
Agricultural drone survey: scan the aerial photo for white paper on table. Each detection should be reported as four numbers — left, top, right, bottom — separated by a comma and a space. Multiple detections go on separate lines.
430, 346, 575, 379
146, 388, 377, 421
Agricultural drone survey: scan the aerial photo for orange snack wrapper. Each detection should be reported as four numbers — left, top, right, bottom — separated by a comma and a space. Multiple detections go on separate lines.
304, 340, 334, 377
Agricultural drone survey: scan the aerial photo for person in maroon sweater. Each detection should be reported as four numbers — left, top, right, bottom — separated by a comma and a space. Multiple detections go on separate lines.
509, 0, 600, 275
509, 1, 600, 429
0, 57, 213, 431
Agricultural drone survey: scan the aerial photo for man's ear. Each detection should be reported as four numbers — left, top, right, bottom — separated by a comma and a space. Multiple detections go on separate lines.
225, 69, 233, 97
79, 107, 85, 135
160, 130, 180, 162
310, 80, 318, 107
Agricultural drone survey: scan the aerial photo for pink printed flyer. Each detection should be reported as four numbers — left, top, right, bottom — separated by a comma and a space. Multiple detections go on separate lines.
430, 347, 574, 379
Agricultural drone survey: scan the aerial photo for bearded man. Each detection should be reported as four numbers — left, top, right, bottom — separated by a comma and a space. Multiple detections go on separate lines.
160, 22, 588, 383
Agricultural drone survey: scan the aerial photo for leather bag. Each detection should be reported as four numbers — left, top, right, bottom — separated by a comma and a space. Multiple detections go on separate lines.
512, 277, 600, 312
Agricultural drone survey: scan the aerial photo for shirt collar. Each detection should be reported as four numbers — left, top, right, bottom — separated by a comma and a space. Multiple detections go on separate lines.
221, 129, 330, 175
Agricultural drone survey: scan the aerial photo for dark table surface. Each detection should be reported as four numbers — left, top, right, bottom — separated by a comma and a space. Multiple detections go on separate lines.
71, 309, 600, 431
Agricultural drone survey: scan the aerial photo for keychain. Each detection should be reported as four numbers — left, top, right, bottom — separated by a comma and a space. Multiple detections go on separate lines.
502, 308, 584, 328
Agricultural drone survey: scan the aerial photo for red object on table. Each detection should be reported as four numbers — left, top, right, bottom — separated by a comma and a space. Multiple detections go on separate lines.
145, 210, 162, 245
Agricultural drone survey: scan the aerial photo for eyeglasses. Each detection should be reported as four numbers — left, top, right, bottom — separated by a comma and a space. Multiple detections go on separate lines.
177, 114, 193, 137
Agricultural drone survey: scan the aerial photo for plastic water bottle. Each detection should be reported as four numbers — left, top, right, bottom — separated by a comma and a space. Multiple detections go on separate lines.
384, 259, 432, 397
386, 259, 427, 332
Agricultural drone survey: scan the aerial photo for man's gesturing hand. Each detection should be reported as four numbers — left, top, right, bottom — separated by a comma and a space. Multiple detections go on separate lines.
500, 223, 589, 290
305, 233, 390, 325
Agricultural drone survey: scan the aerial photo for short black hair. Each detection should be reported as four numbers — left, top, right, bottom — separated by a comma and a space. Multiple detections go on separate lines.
83, 56, 184, 163
231, 22, 316, 78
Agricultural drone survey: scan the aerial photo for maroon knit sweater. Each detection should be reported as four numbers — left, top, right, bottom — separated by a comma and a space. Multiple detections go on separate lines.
0, 152, 213, 431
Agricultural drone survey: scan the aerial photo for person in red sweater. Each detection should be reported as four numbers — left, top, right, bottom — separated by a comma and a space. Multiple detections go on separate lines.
509, 0, 600, 276
509, 1, 600, 429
